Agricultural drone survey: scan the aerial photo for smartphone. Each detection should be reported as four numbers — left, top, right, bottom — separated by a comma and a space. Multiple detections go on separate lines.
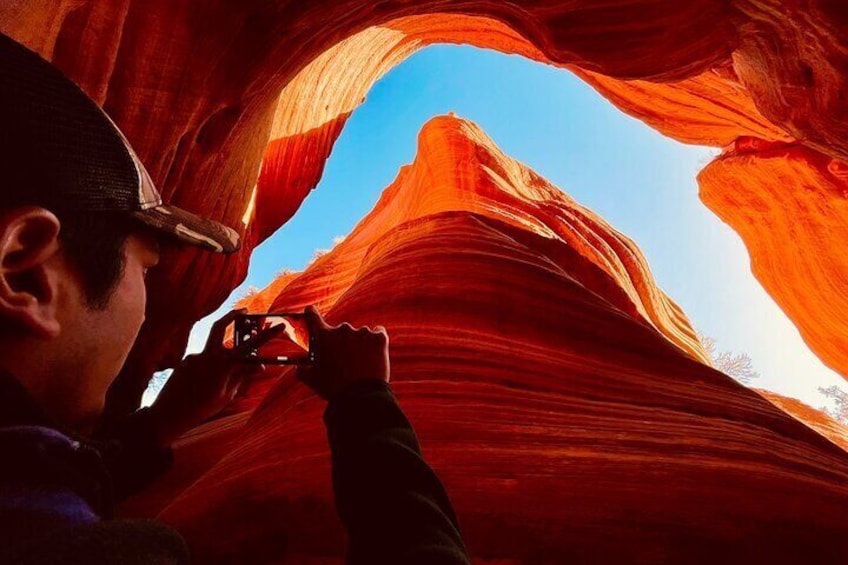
233, 313, 316, 365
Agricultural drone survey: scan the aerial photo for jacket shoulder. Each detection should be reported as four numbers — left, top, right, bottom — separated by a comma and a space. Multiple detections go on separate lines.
3, 519, 189, 565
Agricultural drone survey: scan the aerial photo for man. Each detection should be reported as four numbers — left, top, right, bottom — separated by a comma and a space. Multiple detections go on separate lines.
0, 33, 470, 564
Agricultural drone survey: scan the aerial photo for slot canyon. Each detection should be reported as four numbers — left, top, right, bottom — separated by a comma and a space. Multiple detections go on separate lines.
3, 1, 848, 562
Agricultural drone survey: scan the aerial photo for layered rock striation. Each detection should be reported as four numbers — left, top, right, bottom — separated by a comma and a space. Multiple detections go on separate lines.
758, 389, 848, 452
137, 116, 848, 563
2, 1, 847, 410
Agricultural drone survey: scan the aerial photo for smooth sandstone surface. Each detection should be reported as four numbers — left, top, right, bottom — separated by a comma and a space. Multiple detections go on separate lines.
130, 116, 848, 563
1, 1, 847, 410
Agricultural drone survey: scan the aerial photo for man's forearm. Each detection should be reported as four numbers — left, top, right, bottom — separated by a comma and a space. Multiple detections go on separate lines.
94, 408, 174, 502
324, 380, 471, 565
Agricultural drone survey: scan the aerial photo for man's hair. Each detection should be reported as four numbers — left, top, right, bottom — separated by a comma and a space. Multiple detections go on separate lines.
0, 203, 131, 311
55, 209, 132, 310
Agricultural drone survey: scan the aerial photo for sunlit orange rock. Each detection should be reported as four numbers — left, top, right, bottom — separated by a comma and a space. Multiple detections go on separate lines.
131, 116, 848, 563
3, 1, 848, 410
758, 389, 848, 452
256, 113, 709, 365
700, 139, 848, 380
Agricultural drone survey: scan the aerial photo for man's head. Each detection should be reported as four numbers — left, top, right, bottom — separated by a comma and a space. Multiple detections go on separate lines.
0, 206, 160, 431
0, 33, 241, 432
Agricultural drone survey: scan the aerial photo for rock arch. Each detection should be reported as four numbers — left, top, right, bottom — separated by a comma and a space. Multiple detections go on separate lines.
3, 1, 845, 406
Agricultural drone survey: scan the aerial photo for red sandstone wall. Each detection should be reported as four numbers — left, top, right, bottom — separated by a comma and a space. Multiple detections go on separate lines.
699, 139, 848, 395
144, 116, 848, 563
757, 389, 848, 452
2, 1, 847, 409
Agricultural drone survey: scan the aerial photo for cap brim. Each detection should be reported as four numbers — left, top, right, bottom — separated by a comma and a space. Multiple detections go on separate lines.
132, 205, 241, 254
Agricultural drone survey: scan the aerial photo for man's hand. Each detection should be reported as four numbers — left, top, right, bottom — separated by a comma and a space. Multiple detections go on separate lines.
147, 309, 264, 447
298, 305, 390, 401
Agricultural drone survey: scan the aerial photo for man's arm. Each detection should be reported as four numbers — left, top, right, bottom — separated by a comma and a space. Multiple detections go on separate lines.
300, 305, 471, 565
95, 408, 174, 501
98, 309, 264, 501
325, 380, 470, 565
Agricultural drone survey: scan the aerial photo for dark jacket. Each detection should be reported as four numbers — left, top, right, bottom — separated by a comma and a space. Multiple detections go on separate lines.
0, 373, 470, 564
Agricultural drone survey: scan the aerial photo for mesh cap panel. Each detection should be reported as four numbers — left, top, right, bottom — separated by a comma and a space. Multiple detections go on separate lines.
0, 33, 142, 211
0, 33, 240, 254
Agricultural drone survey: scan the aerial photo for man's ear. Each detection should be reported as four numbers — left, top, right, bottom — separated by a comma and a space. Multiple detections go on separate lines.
0, 207, 63, 339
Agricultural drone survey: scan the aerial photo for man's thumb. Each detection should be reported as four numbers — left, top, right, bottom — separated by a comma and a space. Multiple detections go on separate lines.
304, 304, 330, 331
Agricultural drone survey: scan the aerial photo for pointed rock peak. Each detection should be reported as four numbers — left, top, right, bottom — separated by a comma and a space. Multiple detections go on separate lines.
409, 114, 563, 204
417, 113, 495, 151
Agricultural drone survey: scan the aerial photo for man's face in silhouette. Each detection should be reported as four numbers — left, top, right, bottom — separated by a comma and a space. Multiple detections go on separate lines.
62, 231, 161, 429
0, 207, 160, 431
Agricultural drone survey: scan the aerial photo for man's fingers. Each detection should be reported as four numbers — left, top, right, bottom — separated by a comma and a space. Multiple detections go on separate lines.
206, 308, 247, 352
296, 361, 316, 386
304, 305, 332, 334
231, 361, 265, 378
227, 377, 244, 400
225, 363, 263, 397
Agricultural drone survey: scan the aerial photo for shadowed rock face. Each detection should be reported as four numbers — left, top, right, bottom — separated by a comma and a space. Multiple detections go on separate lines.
122, 116, 848, 563
1, 1, 847, 410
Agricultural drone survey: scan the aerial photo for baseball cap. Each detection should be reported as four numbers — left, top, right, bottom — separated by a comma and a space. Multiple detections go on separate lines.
0, 32, 240, 254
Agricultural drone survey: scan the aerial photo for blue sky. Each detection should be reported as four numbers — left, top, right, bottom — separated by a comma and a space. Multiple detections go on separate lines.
176, 45, 845, 411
